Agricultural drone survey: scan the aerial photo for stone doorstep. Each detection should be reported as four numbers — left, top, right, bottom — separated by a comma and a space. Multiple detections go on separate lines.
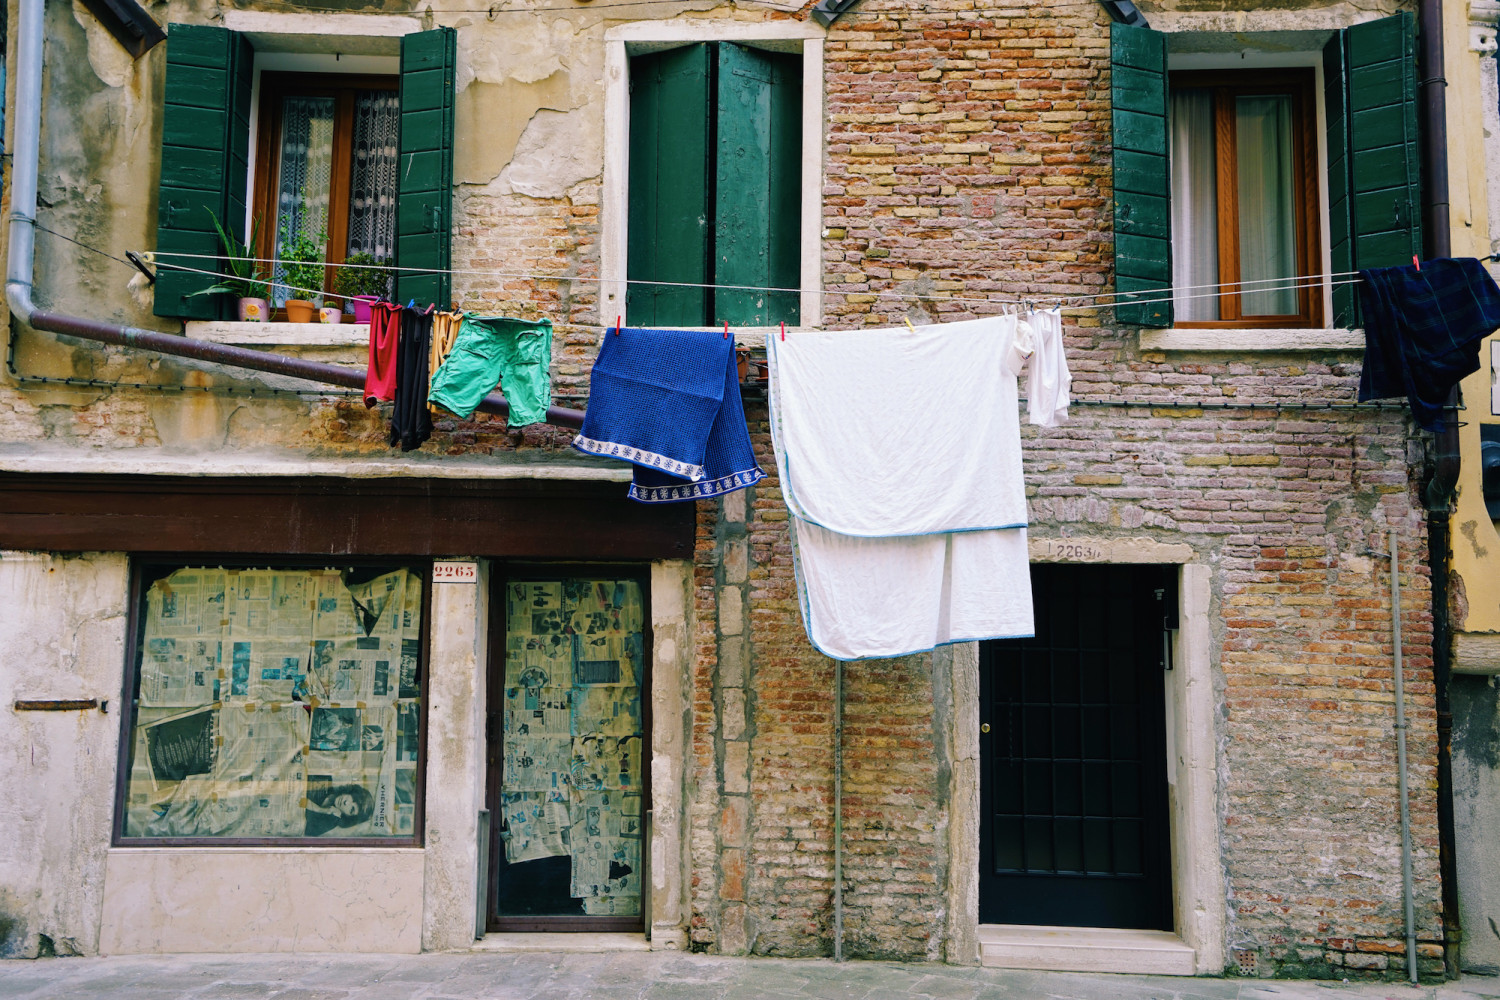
977, 925, 1197, 976
472, 932, 651, 954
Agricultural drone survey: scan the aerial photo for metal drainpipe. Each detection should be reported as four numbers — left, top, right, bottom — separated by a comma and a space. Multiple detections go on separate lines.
2, 0, 583, 430
1390, 532, 1418, 984
1416, 0, 1464, 979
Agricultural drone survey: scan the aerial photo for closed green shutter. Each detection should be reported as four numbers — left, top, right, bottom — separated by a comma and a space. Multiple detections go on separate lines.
1110, 23, 1172, 328
153, 23, 252, 320
1346, 13, 1421, 272
396, 26, 456, 310
715, 43, 801, 327
627, 44, 713, 327
1322, 30, 1356, 328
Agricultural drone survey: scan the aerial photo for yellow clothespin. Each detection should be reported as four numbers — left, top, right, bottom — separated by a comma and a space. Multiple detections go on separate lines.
903, 317, 916, 332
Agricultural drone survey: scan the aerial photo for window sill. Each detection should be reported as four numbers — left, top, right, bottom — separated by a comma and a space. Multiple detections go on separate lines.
1138, 328, 1364, 352
185, 320, 367, 347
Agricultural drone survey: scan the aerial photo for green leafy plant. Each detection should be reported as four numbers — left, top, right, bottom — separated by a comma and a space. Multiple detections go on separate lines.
332, 252, 394, 300
278, 223, 327, 302
187, 210, 269, 301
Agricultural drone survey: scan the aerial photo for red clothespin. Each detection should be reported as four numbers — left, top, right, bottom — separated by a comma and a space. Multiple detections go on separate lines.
780, 321, 786, 342
723, 320, 730, 340
615, 315, 621, 336
1413, 255, 1421, 271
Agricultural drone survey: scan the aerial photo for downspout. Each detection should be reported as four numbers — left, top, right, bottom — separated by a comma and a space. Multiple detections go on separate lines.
1416, 0, 1463, 979
3, 0, 582, 430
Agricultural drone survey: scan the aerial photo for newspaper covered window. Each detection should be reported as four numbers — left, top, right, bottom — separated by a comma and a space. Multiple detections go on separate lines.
118, 564, 425, 842
495, 576, 645, 919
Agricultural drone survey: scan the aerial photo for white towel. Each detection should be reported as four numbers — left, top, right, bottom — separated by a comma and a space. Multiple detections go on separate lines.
768, 314, 1048, 661
1026, 308, 1071, 428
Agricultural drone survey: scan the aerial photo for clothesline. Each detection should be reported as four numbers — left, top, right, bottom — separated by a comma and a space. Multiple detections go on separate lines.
141, 250, 1367, 319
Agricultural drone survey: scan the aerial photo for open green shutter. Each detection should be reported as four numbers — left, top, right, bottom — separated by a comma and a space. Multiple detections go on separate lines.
715, 43, 801, 327
1110, 23, 1172, 328
627, 44, 712, 327
396, 26, 456, 310
153, 23, 252, 320
1323, 30, 1356, 328
1346, 13, 1421, 273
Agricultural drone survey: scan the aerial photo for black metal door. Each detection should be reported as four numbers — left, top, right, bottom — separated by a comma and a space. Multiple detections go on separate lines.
979, 563, 1174, 930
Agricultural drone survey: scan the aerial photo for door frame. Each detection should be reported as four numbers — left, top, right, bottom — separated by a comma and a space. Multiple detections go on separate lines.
942, 542, 1225, 974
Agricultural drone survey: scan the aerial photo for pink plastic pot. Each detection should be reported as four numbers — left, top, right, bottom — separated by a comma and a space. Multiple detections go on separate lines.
351, 296, 379, 324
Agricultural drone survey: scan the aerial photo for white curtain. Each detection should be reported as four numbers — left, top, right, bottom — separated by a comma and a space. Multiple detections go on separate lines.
1170, 90, 1219, 322
1235, 95, 1297, 316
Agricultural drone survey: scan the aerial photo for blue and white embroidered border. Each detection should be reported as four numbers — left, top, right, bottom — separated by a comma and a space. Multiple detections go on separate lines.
572, 434, 705, 481
629, 467, 766, 504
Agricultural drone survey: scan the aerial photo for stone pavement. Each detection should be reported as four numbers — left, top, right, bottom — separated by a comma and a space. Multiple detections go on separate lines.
1, 953, 1499, 1000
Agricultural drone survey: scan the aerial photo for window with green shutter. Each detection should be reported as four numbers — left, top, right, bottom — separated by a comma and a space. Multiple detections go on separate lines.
627, 42, 801, 328
1109, 14, 1420, 331
152, 24, 456, 319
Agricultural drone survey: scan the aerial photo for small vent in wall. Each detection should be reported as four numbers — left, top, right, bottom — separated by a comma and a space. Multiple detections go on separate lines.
1234, 949, 1259, 976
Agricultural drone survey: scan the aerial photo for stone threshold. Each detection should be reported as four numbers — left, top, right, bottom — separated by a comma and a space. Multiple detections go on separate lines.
473, 932, 651, 953
978, 924, 1196, 976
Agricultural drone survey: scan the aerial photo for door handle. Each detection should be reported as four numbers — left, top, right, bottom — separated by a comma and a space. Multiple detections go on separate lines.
981, 723, 990, 733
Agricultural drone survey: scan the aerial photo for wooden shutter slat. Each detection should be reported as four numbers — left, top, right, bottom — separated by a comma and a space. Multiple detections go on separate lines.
627, 44, 712, 327
1111, 22, 1172, 328
395, 27, 456, 310
153, 23, 252, 320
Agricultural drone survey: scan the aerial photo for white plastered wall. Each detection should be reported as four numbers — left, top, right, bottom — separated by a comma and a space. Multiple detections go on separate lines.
945, 540, 1224, 975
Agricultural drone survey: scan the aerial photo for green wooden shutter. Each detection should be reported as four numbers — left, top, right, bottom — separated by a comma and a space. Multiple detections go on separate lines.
627, 44, 712, 327
1323, 30, 1356, 328
153, 23, 252, 320
714, 43, 801, 327
396, 26, 456, 310
1110, 23, 1172, 328
1346, 13, 1421, 273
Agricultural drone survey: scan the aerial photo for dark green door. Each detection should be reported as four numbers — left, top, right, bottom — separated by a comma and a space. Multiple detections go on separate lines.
979, 564, 1174, 930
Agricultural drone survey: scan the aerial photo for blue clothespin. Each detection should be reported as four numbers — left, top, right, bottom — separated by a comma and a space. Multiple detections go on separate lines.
408, 299, 416, 309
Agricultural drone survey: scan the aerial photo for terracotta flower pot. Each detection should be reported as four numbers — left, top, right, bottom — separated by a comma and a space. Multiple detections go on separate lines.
351, 296, 379, 324
238, 297, 269, 323
320, 306, 343, 325
285, 299, 318, 324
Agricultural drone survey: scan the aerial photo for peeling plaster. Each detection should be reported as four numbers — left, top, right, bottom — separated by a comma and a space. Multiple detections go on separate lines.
453, 74, 575, 185
493, 103, 604, 199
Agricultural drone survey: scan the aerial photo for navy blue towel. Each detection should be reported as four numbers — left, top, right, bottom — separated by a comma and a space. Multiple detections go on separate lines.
1359, 258, 1500, 431
573, 327, 764, 503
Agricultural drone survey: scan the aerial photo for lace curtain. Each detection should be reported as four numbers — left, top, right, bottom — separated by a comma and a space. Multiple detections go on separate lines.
272, 96, 335, 304
346, 90, 400, 268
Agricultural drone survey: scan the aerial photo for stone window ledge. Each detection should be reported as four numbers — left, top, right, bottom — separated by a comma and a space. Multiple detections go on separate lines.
185, 320, 367, 347
1139, 328, 1364, 352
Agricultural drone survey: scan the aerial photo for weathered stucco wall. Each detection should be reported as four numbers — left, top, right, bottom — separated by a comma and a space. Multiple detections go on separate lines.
0, 551, 128, 958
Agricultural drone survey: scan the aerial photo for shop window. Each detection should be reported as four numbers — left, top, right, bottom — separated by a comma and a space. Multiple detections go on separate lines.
1168, 71, 1322, 327
1111, 15, 1422, 329
627, 42, 801, 328
152, 23, 455, 321
115, 562, 426, 843
490, 573, 647, 928
252, 73, 399, 307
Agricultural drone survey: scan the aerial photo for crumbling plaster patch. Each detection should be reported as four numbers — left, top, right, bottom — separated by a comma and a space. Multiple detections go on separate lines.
493, 102, 606, 199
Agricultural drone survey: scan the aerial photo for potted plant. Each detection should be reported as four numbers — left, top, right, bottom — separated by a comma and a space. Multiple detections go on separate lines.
333, 252, 393, 324
279, 224, 326, 324
187, 212, 270, 322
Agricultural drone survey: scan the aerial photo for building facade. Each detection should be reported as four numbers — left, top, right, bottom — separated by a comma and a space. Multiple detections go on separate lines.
0, 0, 1459, 980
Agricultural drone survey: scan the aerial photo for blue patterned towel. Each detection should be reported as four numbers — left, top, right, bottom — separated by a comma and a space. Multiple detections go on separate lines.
573, 327, 764, 504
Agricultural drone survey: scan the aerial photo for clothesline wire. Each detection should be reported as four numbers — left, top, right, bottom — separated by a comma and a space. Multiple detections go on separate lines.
218, 0, 1114, 19
142, 250, 1365, 317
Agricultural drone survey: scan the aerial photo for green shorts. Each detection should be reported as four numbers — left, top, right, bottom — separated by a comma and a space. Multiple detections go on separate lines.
428, 315, 553, 426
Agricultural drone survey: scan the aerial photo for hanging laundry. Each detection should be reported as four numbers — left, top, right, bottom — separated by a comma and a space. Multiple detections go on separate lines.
573, 327, 763, 503
1026, 308, 1071, 428
428, 315, 553, 427
364, 301, 402, 407
429, 311, 463, 386
768, 313, 1067, 660
1358, 257, 1500, 432
388, 308, 434, 452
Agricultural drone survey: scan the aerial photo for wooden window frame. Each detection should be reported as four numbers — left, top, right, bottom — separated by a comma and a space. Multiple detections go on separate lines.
111, 555, 431, 848
252, 72, 398, 318
1169, 69, 1324, 329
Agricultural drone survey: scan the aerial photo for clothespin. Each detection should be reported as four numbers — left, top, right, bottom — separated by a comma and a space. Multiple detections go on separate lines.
780, 321, 786, 342
407, 299, 416, 309
724, 320, 730, 340
615, 315, 621, 336
903, 317, 916, 332
1413, 255, 1421, 272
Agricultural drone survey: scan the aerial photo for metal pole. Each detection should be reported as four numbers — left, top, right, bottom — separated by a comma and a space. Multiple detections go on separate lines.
833, 657, 844, 962
1391, 531, 1418, 983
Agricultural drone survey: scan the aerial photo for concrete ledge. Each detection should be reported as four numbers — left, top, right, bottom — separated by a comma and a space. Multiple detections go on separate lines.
185, 321, 368, 347
977, 925, 1196, 976
473, 933, 651, 953
1139, 328, 1364, 352
0, 451, 630, 481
